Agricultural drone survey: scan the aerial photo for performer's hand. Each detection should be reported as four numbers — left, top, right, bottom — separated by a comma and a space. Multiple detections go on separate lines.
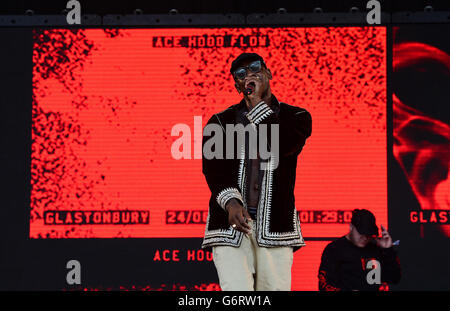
376, 225, 393, 248
225, 199, 252, 234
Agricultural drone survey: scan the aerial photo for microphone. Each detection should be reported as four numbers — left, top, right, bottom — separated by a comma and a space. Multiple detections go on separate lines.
244, 82, 255, 96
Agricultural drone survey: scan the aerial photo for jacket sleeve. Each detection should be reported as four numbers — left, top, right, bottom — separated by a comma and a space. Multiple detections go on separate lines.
379, 247, 401, 284
280, 107, 312, 157
318, 244, 342, 291
247, 101, 312, 157
202, 114, 244, 211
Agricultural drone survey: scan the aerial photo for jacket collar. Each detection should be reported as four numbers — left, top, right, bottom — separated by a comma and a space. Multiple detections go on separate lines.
237, 94, 280, 113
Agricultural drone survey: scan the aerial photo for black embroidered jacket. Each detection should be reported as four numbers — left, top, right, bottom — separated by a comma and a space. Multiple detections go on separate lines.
201, 95, 312, 251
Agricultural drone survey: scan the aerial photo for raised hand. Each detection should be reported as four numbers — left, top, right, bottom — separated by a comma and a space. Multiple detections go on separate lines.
376, 225, 393, 248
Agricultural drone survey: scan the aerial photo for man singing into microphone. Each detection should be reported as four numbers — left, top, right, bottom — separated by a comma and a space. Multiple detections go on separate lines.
201, 53, 312, 290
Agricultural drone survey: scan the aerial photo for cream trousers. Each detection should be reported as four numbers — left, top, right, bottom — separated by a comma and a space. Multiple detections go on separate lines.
212, 220, 294, 291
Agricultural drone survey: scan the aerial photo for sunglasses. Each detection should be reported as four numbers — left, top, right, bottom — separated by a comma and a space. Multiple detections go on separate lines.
233, 60, 263, 80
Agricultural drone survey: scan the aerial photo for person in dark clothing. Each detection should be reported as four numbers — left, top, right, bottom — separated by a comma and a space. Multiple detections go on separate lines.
201, 52, 312, 290
318, 209, 401, 291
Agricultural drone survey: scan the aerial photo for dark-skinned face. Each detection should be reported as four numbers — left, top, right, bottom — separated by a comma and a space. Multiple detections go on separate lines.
233, 59, 272, 97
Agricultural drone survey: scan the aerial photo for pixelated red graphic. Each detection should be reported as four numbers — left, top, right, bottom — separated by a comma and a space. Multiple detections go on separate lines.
31, 27, 387, 243
393, 41, 450, 237
68, 283, 221, 291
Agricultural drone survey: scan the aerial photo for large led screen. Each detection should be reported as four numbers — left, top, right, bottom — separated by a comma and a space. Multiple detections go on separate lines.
389, 25, 450, 290
30, 27, 387, 291
31, 27, 387, 241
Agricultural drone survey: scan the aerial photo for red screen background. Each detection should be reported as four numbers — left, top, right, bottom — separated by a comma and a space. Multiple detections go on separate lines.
31, 27, 387, 290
